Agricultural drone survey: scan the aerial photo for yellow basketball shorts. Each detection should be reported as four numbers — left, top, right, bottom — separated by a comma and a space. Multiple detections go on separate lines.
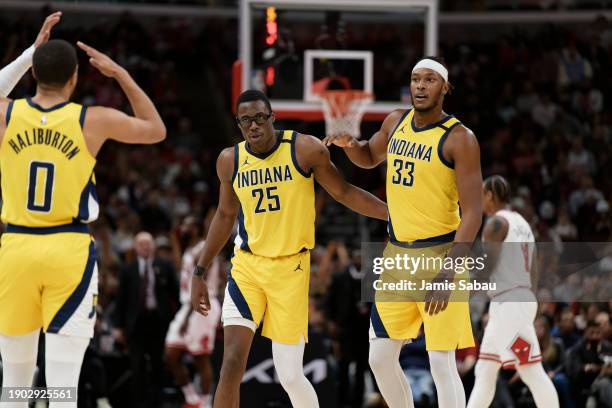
0, 225, 98, 338
369, 241, 474, 350
222, 248, 310, 344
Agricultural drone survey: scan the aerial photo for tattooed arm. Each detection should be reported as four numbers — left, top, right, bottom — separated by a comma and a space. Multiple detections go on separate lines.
479, 215, 509, 280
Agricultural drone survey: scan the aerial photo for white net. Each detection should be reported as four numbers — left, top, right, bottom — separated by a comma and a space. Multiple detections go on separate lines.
320, 90, 373, 138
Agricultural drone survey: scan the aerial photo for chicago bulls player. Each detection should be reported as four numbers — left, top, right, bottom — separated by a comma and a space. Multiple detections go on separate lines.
165, 216, 222, 408
467, 176, 559, 408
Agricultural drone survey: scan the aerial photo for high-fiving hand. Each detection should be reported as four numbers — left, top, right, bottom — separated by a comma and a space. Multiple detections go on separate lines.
77, 41, 125, 78
34, 11, 63, 48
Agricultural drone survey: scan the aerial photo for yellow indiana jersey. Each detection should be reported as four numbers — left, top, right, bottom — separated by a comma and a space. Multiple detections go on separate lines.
386, 109, 461, 242
0, 98, 98, 227
232, 130, 315, 258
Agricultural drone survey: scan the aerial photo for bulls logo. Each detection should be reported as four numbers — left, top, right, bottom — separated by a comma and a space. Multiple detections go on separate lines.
509, 336, 532, 364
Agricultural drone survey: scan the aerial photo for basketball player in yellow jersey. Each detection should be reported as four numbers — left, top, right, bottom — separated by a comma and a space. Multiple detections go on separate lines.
190, 90, 387, 408
324, 57, 483, 408
0, 38, 165, 407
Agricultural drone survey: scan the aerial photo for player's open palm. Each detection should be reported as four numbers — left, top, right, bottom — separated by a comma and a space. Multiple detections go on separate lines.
191, 275, 211, 316
323, 132, 358, 148
77, 41, 123, 78
34, 12, 62, 48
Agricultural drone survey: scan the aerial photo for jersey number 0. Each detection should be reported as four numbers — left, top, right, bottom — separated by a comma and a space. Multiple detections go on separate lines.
27, 161, 55, 213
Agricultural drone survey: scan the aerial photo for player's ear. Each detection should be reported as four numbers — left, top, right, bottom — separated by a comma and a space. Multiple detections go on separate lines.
442, 81, 449, 96
270, 111, 275, 124
67, 69, 78, 92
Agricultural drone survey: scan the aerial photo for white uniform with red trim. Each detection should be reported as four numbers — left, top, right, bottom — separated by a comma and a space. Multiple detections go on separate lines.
165, 240, 222, 355
479, 209, 541, 369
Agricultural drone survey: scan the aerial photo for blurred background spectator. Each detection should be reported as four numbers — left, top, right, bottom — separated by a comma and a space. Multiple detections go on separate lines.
112, 232, 179, 407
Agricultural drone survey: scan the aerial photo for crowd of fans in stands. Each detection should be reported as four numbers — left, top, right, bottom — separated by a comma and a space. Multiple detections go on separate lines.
68, 0, 612, 11
0, 7, 611, 408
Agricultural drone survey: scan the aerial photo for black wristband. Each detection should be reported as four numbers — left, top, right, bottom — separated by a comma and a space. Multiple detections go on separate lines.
193, 265, 206, 277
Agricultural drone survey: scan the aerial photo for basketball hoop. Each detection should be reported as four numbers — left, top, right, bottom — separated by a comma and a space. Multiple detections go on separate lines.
319, 90, 373, 138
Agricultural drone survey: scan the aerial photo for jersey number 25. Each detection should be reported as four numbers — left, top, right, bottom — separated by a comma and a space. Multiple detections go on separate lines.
252, 186, 281, 213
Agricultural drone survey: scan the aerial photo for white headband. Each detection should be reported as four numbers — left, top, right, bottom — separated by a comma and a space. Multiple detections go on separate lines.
412, 59, 448, 82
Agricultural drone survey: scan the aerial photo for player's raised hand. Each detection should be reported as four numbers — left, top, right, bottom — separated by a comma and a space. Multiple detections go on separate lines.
34, 11, 62, 48
191, 275, 211, 316
323, 132, 358, 148
77, 41, 124, 78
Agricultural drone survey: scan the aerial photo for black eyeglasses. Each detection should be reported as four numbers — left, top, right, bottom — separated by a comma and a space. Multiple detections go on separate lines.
236, 112, 272, 128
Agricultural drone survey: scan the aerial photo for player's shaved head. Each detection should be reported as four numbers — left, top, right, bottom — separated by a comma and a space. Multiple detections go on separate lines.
236, 90, 272, 114
33, 39, 78, 88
